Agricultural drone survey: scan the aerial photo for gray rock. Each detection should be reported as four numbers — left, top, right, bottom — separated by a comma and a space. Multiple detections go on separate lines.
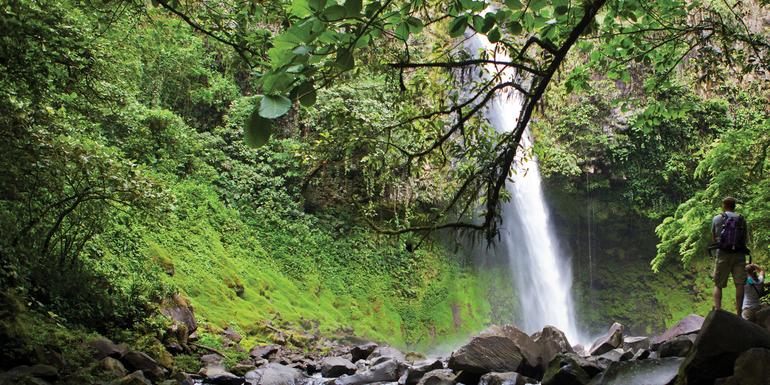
321, 357, 357, 378
597, 349, 624, 363
101, 357, 128, 378
587, 357, 683, 385
542, 354, 591, 385
631, 349, 650, 361
533, 326, 575, 368
478, 371, 537, 385
416, 369, 455, 385
651, 314, 703, 347
350, 343, 378, 362
121, 351, 168, 380
678, 310, 770, 385
589, 323, 623, 356
245, 363, 305, 385
335, 359, 402, 385
160, 293, 197, 337
721, 348, 770, 385
448, 325, 531, 377
657, 336, 692, 358
369, 347, 406, 363
88, 337, 127, 359
199, 354, 244, 385
113, 370, 152, 385
621, 336, 650, 352
223, 327, 243, 343
250, 345, 281, 360
232, 363, 258, 377
399, 360, 443, 385
0, 365, 59, 384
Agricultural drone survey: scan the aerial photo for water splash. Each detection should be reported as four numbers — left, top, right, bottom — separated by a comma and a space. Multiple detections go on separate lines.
465, 33, 582, 343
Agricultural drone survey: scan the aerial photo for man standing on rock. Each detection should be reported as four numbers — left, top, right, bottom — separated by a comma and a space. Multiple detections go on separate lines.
711, 197, 750, 315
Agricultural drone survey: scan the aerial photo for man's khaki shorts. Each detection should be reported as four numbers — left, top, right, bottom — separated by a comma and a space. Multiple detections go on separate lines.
713, 250, 747, 288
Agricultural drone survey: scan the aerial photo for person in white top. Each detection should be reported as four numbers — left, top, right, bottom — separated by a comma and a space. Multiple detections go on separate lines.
742, 263, 765, 322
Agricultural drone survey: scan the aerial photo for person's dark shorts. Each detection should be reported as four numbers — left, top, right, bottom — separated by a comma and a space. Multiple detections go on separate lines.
713, 250, 747, 288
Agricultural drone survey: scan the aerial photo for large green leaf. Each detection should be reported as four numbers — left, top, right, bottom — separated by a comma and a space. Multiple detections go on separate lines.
259, 95, 293, 119
448, 15, 468, 37
335, 48, 355, 70
292, 81, 317, 107
322, 5, 347, 20
245, 107, 273, 148
344, 0, 362, 16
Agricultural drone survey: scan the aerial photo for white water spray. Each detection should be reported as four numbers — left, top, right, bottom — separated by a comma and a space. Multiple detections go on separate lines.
465, 34, 581, 343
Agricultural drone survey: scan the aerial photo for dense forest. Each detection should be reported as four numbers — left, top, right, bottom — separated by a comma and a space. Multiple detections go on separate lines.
1, 0, 768, 384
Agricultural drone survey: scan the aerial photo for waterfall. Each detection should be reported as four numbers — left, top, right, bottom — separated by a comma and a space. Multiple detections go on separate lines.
465, 34, 581, 343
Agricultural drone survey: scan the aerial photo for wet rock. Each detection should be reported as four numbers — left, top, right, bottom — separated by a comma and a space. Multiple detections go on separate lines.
245, 363, 304, 385
542, 354, 591, 385
321, 357, 357, 378
369, 346, 406, 363
587, 357, 683, 385
448, 325, 531, 379
534, 326, 575, 368
101, 357, 128, 378
121, 351, 168, 380
678, 310, 770, 385
658, 336, 693, 358
224, 327, 243, 343
350, 343, 378, 362
174, 372, 196, 385
597, 349, 631, 363
589, 323, 623, 356
114, 370, 152, 385
621, 336, 650, 352
569, 355, 605, 378
88, 337, 127, 359
651, 314, 703, 348
478, 371, 537, 385
416, 369, 455, 385
250, 345, 281, 360
399, 359, 443, 385
572, 344, 587, 357
334, 359, 402, 385
0, 364, 59, 384
631, 349, 650, 361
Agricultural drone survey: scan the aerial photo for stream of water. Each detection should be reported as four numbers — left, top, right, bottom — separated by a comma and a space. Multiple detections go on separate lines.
465, 34, 582, 344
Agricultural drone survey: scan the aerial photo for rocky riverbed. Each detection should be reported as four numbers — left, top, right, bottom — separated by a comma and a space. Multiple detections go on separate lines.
2, 310, 770, 385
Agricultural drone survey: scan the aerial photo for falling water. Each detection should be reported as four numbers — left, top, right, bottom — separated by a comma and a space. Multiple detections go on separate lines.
465, 34, 581, 343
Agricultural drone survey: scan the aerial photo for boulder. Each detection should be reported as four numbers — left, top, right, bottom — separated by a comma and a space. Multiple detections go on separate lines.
199, 354, 244, 385
631, 349, 650, 361
334, 359, 402, 385
533, 326, 575, 367
478, 372, 537, 385
657, 336, 693, 358
114, 371, 152, 385
369, 346, 406, 363
231, 363, 258, 377
121, 351, 168, 380
245, 363, 305, 385
399, 359, 443, 385
677, 310, 770, 385
321, 357, 357, 378
651, 314, 703, 347
101, 357, 128, 378
587, 357, 682, 385
160, 293, 197, 339
223, 327, 243, 343
541, 354, 591, 385
597, 349, 631, 362
0, 365, 59, 384
350, 343, 378, 362
250, 345, 281, 360
448, 325, 533, 378
88, 337, 127, 359
589, 323, 623, 356
622, 336, 650, 352
416, 369, 456, 385
717, 348, 770, 385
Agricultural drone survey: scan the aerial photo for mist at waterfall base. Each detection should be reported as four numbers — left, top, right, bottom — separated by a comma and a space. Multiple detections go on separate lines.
463, 33, 586, 346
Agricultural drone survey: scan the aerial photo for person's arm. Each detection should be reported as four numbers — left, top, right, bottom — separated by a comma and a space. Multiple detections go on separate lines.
711, 216, 718, 242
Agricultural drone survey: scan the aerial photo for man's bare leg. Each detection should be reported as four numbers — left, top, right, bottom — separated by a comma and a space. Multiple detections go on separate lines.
735, 285, 745, 316
713, 286, 723, 311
